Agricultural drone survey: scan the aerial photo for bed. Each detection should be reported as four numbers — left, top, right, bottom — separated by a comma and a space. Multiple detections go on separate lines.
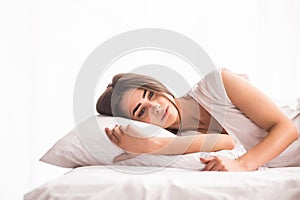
24, 115, 300, 199
24, 165, 300, 200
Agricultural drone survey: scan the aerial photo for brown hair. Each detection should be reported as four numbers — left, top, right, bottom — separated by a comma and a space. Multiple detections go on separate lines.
96, 73, 174, 118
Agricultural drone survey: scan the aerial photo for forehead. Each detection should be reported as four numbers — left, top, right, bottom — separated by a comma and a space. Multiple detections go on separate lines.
120, 88, 144, 116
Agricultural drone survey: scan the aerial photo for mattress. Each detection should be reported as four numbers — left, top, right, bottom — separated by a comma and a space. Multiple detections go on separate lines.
24, 166, 300, 200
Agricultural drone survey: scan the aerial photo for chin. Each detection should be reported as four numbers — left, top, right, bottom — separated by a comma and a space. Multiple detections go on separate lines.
162, 120, 172, 129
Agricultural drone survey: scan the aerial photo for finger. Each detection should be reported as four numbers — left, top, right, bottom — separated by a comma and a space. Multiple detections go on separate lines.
111, 131, 120, 143
200, 157, 215, 163
114, 124, 121, 130
105, 128, 113, 141
120, 125, 129, 133
105, 127, 112, 138
122, 124, 137, 134
112, 127, 122, 138
105, 128, 119, 144
208, 158, 225, 171
112, 135, 119, 144
204, 160, 216, 171
210, 163, 222, 171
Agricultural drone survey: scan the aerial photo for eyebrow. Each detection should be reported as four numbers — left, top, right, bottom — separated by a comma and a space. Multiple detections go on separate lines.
132, 89, 147, 117
142, 89, 147, 98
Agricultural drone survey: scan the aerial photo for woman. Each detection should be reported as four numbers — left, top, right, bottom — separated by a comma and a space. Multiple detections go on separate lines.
96, 68, 300, 171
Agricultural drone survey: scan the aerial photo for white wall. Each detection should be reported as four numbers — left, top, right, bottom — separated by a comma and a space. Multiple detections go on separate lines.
0, 0, 299, 199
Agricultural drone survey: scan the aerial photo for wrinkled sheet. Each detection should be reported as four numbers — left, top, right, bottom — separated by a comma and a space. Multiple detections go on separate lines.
24, 166, 300, 200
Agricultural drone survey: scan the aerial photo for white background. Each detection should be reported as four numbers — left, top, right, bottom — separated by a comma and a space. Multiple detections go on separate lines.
1, 0, 300, 199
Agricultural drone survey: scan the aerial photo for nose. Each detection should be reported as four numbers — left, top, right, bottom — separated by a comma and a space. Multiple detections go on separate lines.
151, 104, 161, 115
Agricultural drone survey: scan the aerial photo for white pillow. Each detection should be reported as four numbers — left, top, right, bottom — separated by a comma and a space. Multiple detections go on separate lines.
40, 115, 246, 170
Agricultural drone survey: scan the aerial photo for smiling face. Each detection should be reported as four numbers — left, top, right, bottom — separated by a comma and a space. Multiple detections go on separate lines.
119, 88, 180, 129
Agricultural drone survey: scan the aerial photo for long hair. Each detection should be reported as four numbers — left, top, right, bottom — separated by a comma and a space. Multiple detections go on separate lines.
96, 73, 175, 118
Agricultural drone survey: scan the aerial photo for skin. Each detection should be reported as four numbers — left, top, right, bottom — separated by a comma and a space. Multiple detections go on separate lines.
105, 69, 299, 171
119, 88, 180, 129
106, 125, 234, 155
106, 88, 235, 154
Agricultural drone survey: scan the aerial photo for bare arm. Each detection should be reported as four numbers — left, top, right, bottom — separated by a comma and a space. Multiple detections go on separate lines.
105, 126, 234, 155
151, 133, 234, 154
204, 69, 298, 171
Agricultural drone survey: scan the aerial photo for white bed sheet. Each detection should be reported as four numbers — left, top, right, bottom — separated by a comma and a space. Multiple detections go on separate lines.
24, 166, 300, 200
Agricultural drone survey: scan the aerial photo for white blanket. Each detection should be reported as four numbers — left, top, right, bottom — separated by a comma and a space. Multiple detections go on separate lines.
24, 166, 300, 200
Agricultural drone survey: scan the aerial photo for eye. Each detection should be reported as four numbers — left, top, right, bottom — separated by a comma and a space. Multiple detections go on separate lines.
138, 107, 146, 118
148, 91, 154, 99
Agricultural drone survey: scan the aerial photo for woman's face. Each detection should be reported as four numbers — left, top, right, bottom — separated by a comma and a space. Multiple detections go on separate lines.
119, 88, 179, 128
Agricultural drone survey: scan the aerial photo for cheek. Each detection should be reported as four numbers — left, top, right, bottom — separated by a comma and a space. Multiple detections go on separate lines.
162, 105, 177, 127
169, 106, 178, 119
143, 116, 152, 124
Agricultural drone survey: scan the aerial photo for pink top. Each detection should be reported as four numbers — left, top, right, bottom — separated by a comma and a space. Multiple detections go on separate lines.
187, 68, 300, 167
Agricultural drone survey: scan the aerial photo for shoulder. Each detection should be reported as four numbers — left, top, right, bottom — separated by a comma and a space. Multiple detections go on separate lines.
197, 67, 224, 86
201, 68, 251, 102
202, 67, 234, 85
187, 68, 231, 102
220, 68, 294, 132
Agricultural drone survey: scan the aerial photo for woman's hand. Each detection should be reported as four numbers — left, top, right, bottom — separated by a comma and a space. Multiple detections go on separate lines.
105, 124, 154, 154
200, 156, 250, 171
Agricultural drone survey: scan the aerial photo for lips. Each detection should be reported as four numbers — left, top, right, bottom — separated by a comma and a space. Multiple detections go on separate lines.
161, 106, 169, 121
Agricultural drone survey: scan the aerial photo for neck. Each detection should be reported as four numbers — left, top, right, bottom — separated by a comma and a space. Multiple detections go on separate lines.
168, 96, 201, 131
168, 98, 182, 130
